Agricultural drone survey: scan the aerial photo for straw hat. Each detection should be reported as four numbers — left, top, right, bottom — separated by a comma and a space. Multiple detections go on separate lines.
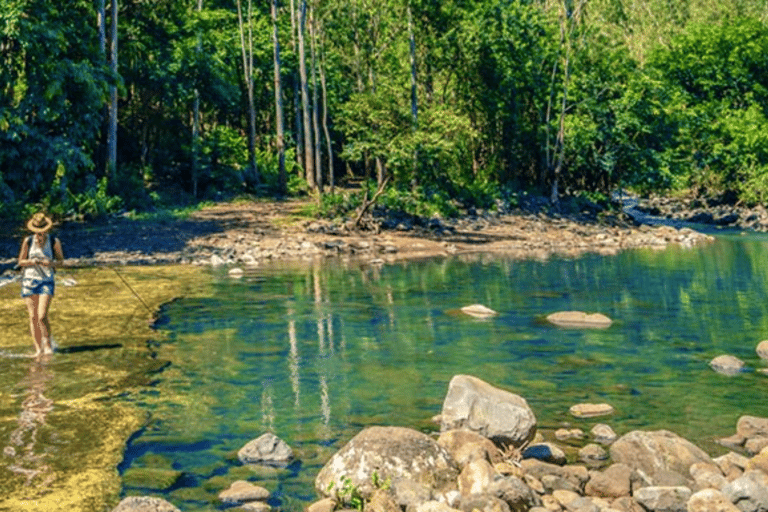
26, 212, 54, 233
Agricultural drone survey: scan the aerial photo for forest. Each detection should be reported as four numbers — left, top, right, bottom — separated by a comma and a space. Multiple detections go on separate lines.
1, 0, 768, 222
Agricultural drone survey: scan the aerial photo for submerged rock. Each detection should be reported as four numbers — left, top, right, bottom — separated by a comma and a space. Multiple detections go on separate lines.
756, 340, 768, 361
709, 355, 746, 376
218, 480, 271, 506
569, 403, 615, 418
111, 496, 181, 512
546, 311, 612, 329
238, 433, 294, 465
460, 304, 499, 318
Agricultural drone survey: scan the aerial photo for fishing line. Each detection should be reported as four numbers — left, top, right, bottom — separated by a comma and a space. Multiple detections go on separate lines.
110, 267, 153, 314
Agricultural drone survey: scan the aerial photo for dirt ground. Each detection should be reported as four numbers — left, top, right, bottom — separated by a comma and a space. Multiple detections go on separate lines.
0, 197, 714, 270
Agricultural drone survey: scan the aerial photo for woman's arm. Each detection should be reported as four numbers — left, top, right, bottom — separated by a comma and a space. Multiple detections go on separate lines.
17, 237, 32, 267
53, 237, 65, 266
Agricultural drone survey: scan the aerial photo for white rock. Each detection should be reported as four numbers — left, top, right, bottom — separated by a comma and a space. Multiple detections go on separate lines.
546, 311, 612, 328
460, 304, 499, 318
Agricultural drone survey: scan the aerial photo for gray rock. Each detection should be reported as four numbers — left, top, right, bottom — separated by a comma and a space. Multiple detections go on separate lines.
687, 489, 741, 512
437, 429, 503, 467
744, 437, 768, 456
721, 471, 768, 512
488, 475, 541, 512
546, 311, 612, 329
440, 375, 537, 447
457, 494, 511, 512
579, 444, 609, 465
458, 459, 496, 496
713, 452, 749, 481
632, 486, 692, 512
218, 480, 271, 505
238, 433, 294, 465
409, 501, 462, 512
609, 430, 712, 486
520, 459, 588, 494
111, 497, 181, 512
584, 463, 633, 498
689, 462, 727, 492
591, 424, 618, 445
460, 304, 498, 318
315, 426, 459, 506
737, 416, 768, 439
709, 355, 745, 376
570, 403, 615, 418
755, 341, 768, 361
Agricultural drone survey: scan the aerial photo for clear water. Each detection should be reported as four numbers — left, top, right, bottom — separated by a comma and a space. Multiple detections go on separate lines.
120, 234, 768, 511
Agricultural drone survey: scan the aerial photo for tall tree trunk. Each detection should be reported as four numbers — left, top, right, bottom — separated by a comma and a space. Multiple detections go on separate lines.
237, 0, 260, 188
549, 0, 585, 206
192, 0, 203, 198
297, 0, 315, 189
97, 0, 107, 177
290, 0, 303, 169
319, 32, 333, 193
309, 2, 322, 194
108, 0, 118, 179
98, 0, 106, 54
407, 2, 418, 184
272, 0, 287, 194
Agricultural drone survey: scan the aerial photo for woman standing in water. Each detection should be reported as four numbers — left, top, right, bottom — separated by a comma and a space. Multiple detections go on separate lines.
17, 213, 64, 357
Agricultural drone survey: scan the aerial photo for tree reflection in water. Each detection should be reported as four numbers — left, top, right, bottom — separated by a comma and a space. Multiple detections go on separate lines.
4, 359, 54, 488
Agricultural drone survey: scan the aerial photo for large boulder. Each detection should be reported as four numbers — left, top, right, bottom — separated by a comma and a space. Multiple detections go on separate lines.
314, 426, 459, 507
439, 375, 537, 447
609, 430, 713, 487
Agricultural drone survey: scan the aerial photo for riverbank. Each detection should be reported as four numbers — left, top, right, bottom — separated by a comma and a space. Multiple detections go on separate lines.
0, 195, 716, 271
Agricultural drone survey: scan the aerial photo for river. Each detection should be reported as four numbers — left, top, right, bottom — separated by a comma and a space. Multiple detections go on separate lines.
116, 231, 768, 511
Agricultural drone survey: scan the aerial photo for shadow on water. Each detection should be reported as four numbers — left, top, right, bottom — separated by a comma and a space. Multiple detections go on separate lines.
56, 343, 122, 354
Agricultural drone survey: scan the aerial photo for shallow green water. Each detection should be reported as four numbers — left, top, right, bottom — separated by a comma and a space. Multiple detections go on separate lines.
121, 234, 768, 511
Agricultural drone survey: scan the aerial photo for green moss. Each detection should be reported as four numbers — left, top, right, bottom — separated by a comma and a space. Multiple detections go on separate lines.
123, 467, 183, 490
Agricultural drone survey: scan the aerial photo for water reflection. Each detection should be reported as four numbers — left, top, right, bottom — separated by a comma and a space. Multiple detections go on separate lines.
4, 358, 55, 488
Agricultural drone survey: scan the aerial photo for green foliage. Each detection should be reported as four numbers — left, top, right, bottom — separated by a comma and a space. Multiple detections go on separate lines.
4, 0, 768, 219
327, 477, 364, 511
644, 18, 768, 203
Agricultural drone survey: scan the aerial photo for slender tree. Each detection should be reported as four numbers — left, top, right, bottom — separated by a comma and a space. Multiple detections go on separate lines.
236, 0, 260, 187
272, 0, 287, 194
318, 20, 334, 192
297, 0, 315, 189
108, 0, 118, 179
310, 1, 322, 194
192, 0, 203, 198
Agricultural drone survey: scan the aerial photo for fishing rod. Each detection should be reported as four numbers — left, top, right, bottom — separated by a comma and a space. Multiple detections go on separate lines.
109, 266, 154, 314
2, 261, 154, 315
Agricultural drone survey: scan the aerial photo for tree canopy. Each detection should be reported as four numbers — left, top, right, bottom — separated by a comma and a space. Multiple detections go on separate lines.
1, 0, 767, 221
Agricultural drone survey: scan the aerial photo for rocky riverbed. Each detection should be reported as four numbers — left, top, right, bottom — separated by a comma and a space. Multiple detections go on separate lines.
111, 373, 768, 512
0, 195, 715, 271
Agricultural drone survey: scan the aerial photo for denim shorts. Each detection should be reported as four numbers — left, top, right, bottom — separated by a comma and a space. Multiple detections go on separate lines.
21, 279, 55, 298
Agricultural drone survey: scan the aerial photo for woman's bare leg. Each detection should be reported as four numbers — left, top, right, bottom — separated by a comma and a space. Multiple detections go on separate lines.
25, 296, 43, 356
38, 294, 53, 354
